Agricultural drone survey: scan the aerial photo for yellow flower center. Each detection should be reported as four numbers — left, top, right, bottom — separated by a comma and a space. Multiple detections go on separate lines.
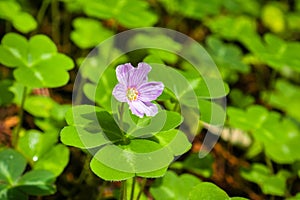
126, 87, 139, 101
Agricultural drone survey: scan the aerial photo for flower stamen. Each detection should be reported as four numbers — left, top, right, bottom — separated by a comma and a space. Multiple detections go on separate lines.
126, 87, 139, 101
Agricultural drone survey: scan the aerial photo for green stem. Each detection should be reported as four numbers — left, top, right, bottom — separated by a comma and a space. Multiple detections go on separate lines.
74, 76, 85, 105
51, 0, 60, 45
36, 0, 51, 25
136, 178, 146, 200
12, 86, 27, 147
265, 155, 273, 174
130, 176, 136, 200
120, 180, 127, 200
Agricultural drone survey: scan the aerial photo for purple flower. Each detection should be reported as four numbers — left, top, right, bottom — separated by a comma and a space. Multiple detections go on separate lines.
112, 62, 164, 118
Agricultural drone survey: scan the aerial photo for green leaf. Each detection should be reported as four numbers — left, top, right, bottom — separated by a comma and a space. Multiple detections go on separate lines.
0, 149, 26, 185
71, 17, 113, 49
246, 34, 300, 73
128, 110, 183, 137
90, 157, 134, 181
198, 99, 226, 125
129, 34, 181, 64
228, 106, 300, 163
154, 129, 191, 156
34, 144, 69, 177
79, 45, 127, 83
189, 182, 229, 200
229, 89, 255, 108
205, 15, 257, 43
12, 12, 37, 33
150, 171, 201, 200
60, 105, 116, 148
189, 182, 248, 200
17, 130, 57, 165
24, 96, 57, 118
222, 0, 261, 17
206, 36, 250, 80
4, 188, 29, 200
90, 149, 169, 181
182, 153, 214, 178
83, 0, 158, 28
0, 33, 74, 88
240, 164, 290, 196
93, 67, 118, 110
158, 0, 222, 20
263, 79, 300, 122
62, 105, 190, 180
93, 139, 173, 173
262, 3, 285, 33
16, 170, 56, 196
17, 130, 69, 176
179, 67, 229, 99
0, 1, 37, 33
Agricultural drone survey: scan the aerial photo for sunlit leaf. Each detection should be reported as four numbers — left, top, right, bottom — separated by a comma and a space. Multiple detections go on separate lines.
262, 3, 285, 33
17, 130, 69, 177
189, 182, 248, 200
263, 79, 300, 122
71, 17, 113, 49
150, 171, 201, 200
228, 106, 300, 163
241, 164, 290, 196
0, 33, 74, 88
83, 0, 158, 28
0, 1, 37, 33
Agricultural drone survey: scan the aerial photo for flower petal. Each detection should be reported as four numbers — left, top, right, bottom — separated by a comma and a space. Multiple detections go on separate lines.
116, 63, 134, 86
112, 83, 127, 102
138, 81, 164, 102
129, 100, 158, 118
128, 62, 151, 87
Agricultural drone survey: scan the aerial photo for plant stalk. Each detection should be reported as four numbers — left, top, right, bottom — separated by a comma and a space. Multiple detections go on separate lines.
130, 176, 136, 200
136, 178, 146, 200
51, 0, 60, 45
120, 180, 127, 200
12, 86, 27, 147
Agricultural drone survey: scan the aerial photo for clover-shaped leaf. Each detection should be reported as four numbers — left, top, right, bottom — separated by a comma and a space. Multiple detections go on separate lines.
189, 182, 248, 200
158, 0, 222, 20
60, 105, 191, 181
150, 171, 201, 200
17, 130, 69, 177
83, 0, 158, 28
172, 153, 214, 178
263, 79, 300, 122
0, 1, 37, 33
241, 163, 291, 196
0, 33, 74, 88
246, 34, 300, 73
71, 17, 114, 49
129, 34, 182, 64
0, 149, 56, 199
0, 149, 26, 184
206, 37, 250, 77
205, 15, 257, 43
228, 105, 300, 163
